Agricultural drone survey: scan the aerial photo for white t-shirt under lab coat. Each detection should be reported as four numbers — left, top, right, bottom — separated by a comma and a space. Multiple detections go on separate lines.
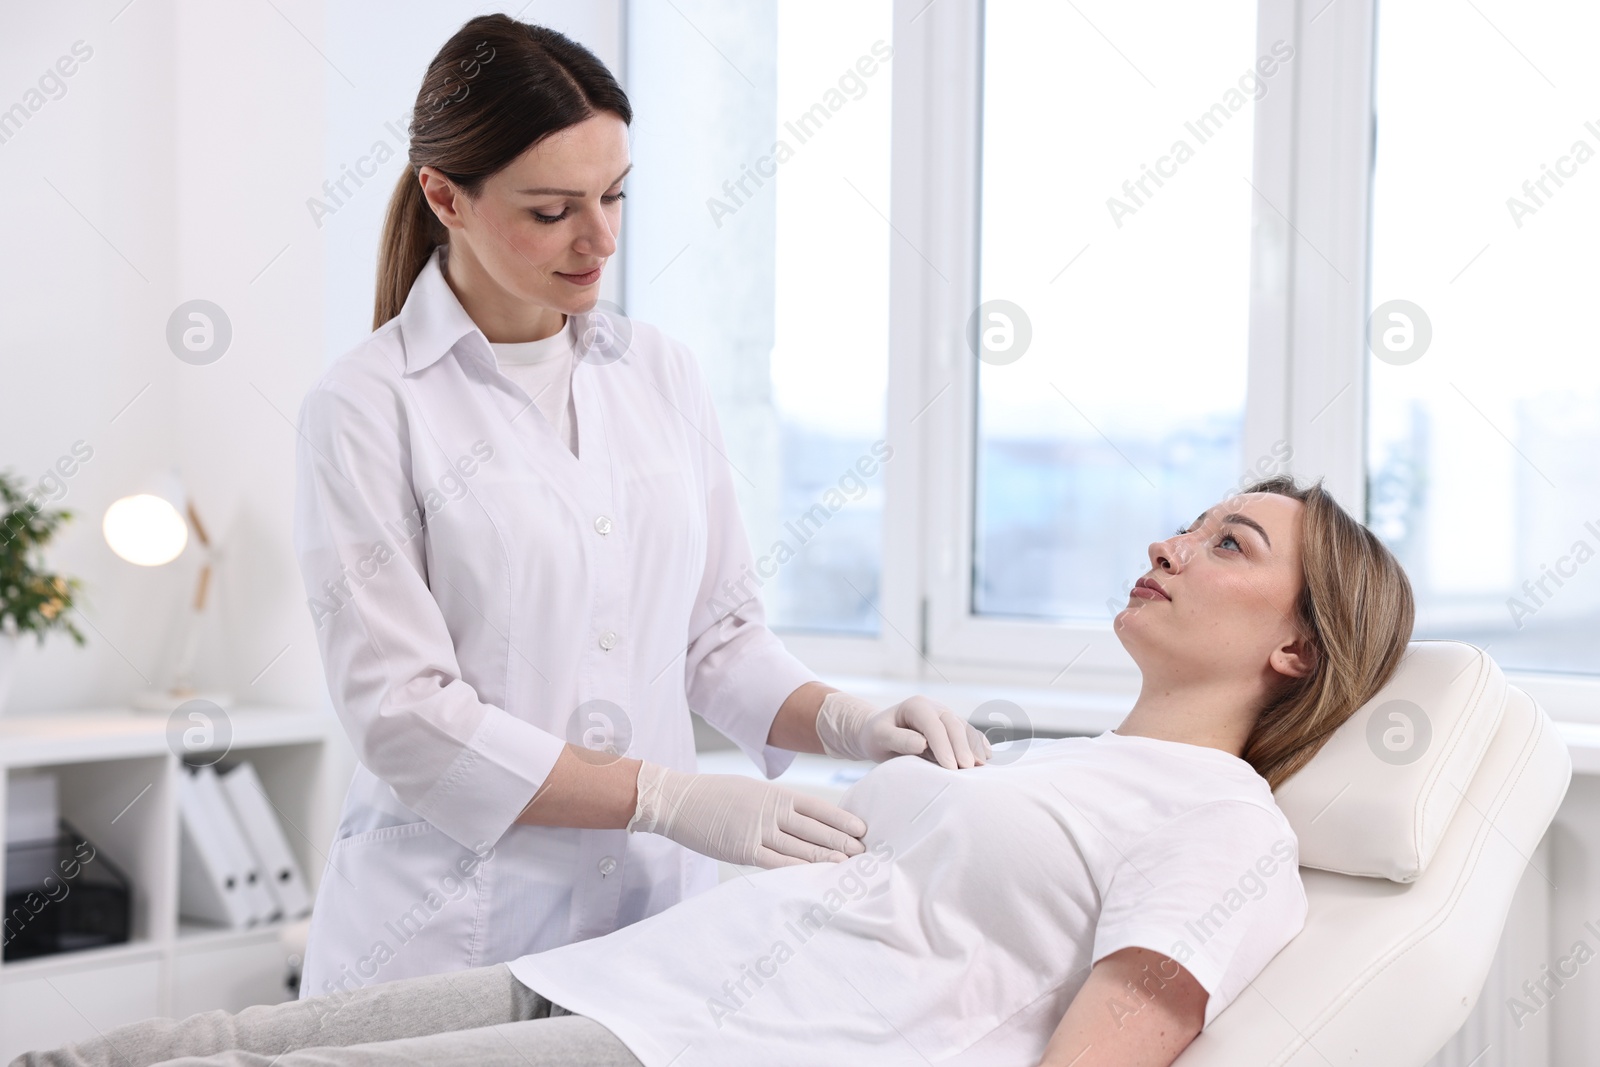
510, 730, 1307, 1067
292, 246, 817, 997
489, 325, 578, 457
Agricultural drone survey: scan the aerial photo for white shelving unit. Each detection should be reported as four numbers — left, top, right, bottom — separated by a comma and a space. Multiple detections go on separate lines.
0, 708, 339, 1062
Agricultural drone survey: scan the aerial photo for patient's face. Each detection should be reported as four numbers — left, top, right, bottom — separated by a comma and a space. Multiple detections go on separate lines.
1115, 491, 1309, 687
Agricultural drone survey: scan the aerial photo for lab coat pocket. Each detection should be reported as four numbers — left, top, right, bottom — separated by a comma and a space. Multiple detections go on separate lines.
302, 819, 493, 995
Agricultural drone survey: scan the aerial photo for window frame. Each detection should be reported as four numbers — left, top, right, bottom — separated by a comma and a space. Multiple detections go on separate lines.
904, 0, 1370, 692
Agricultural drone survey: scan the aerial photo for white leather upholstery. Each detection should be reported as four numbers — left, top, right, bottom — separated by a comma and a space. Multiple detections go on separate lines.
1177, 642, 1572, 1066
1275, 641, 1509, 882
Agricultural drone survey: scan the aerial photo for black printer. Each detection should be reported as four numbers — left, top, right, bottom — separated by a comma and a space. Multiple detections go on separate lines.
4, 821, 131, 961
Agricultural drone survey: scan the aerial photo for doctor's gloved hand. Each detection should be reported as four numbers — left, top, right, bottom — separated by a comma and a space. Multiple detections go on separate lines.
625, 761, 867, 869
816, 692, 993, 769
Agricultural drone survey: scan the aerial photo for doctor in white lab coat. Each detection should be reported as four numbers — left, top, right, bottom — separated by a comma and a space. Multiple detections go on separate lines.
291, 15, 988, 997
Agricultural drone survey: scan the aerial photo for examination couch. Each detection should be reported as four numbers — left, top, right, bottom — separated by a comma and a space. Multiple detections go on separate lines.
1175, 640, 1572, 1065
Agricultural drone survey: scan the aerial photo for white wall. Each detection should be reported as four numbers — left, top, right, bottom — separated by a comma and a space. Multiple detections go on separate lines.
4, 0, 190, 710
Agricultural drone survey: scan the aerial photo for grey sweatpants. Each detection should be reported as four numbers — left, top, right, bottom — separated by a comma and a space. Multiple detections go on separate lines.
9, 963, 643, 1067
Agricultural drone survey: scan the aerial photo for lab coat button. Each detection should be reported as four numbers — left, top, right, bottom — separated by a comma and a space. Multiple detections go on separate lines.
598, 856, 617, 877
599, 630, 619, 651
594, 515, 613, 535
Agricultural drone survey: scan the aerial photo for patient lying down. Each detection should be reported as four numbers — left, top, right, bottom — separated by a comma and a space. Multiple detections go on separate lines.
16, 475, 1414, 1067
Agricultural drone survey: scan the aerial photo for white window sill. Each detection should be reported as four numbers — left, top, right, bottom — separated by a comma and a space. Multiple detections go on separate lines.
797, 672, 1600, 777
694, 663, 1599, 775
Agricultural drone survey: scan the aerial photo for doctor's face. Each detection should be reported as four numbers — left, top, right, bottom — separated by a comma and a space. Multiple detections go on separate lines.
433, 112, 630, 317
1114, 491, 1311, 689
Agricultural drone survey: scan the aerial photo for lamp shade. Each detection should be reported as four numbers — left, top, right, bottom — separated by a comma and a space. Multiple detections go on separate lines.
103, 471, 189, 566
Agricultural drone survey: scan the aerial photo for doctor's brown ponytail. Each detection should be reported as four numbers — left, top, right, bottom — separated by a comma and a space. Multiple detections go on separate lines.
373, 15, 632, 330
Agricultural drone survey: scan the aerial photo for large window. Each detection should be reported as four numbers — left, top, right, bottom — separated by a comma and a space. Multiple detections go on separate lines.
620, 0, 1600, 701
624, 0, 892, 635
1368, 0, 1600, 674
974, 1, 1262, 620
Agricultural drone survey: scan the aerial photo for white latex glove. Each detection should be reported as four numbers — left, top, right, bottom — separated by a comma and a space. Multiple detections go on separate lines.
815, 692, 993, 769
626, 761, 867, 868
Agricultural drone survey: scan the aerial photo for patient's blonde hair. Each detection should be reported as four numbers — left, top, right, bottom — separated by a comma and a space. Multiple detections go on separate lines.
1239, 475, 1415, 790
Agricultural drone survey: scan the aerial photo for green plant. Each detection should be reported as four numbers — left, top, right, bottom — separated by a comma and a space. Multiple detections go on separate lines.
0, 470, 86, 646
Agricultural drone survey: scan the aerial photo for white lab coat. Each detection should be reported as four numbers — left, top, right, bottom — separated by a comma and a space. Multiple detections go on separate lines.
291, 247, 815, 997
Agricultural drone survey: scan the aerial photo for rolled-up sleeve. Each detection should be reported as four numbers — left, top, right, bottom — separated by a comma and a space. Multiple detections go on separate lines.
293, 382, 566, 850
678, 365, 816, 779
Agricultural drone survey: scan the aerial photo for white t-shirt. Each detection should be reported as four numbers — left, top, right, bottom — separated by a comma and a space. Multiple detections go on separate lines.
508, 730, 1307, 1067
490, 320, 578, 456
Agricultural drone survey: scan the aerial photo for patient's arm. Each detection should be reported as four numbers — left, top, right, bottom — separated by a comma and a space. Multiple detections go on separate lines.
1036, 947, 1206, 1067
